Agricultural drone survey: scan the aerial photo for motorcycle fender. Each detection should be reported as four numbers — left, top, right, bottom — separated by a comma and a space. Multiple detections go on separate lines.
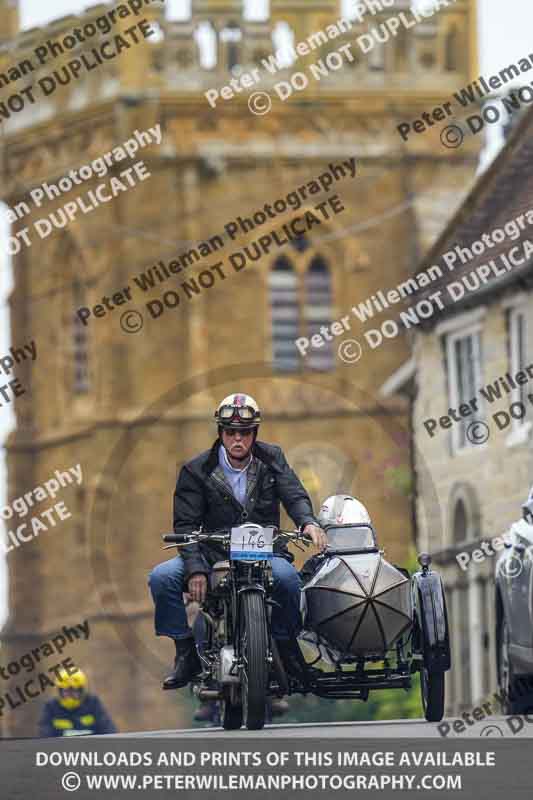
412, 570, 451, 672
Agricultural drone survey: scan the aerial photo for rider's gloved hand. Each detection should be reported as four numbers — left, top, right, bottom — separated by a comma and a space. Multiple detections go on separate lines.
303, 523, 328, 552
187, 573, 208, 603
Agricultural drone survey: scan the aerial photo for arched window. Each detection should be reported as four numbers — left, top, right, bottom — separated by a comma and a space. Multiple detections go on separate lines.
368, 41, 385, 72
195, 21, 217, 69
453, 498, 468, 545
72, 281, 89, 394
444, 26, 459, 72
221, 22, 242, 71
450, 484, 480, 547
270, 256, 299, 371
395, 26, 409, 72
272, 21, 296, 69
305, 256, 334, 371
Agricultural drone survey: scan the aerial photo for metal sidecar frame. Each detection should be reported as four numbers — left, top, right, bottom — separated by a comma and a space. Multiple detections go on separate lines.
295, 537, 451, 721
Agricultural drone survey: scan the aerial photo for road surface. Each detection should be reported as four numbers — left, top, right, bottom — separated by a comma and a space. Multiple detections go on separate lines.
113, 716, 533, 738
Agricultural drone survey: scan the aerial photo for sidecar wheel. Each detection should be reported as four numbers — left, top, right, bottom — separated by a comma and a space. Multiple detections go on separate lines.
241, 591, 268, 731
421, 667, 445, 722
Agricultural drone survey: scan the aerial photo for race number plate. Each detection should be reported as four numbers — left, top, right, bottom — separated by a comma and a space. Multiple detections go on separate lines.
230, 525, 274, 561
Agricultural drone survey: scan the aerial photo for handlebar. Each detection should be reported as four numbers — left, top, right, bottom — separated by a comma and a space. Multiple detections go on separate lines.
162, 527, 313, 546
162, 528, 229, 545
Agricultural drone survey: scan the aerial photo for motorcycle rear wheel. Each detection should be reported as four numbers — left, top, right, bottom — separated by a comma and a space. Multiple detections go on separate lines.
241, 591, 269, 731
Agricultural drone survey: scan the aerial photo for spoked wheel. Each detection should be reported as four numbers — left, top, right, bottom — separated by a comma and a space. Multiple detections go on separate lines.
221, 688, 243, 731
241, 591, 268, 731
421, 667, 445, 722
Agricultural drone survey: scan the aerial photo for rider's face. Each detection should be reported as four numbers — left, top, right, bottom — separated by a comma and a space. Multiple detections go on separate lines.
221, 428, 254, 463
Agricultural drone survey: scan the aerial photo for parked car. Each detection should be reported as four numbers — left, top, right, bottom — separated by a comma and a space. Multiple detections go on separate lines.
495, 489, 533, 713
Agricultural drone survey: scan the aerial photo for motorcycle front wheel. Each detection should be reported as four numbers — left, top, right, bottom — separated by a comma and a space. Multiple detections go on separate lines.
241, 590, 269, 731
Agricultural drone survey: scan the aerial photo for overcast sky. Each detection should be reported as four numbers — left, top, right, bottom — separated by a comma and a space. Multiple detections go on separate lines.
0, 0, 529, 625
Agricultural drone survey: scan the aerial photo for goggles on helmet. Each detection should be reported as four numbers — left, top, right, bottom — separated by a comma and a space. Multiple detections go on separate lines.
218, 405, 257, 422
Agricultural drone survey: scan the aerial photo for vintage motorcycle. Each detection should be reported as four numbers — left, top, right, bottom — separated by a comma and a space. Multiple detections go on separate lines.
162, 517, 450, 730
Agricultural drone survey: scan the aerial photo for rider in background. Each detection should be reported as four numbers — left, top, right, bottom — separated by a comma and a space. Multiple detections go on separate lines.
38, 668, 117, 737
148, 392, 327, 701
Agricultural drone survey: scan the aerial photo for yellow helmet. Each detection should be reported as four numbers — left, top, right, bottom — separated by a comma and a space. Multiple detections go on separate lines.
55, 668, 88, 710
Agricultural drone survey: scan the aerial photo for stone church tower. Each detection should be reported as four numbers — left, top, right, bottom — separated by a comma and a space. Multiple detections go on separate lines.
0, 0, 480, 735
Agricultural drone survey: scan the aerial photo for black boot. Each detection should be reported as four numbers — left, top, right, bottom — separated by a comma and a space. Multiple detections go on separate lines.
276, 639, 314, 690
270, 697, 290, 716
163, 638, 202, 690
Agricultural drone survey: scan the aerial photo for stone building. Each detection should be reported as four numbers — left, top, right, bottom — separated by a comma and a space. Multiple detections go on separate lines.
0, 0, 480, 735
382, 107, 533, 714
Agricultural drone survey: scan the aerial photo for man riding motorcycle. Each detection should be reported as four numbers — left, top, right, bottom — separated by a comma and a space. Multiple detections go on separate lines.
38, 668, 117, 737
148, 392, 327, 693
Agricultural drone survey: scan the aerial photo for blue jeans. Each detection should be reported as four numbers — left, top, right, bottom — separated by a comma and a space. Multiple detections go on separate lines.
148, 555, 302, 641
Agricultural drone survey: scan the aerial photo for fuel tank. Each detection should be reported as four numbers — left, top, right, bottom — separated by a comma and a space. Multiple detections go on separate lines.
302, 552, 412, 658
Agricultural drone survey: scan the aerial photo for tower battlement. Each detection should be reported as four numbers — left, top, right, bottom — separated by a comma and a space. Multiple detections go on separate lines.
0, 0, 19, 43
0, 0, 476, 137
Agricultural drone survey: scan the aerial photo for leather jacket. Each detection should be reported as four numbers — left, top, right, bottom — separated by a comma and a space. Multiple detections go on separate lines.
173, 439, 318, 580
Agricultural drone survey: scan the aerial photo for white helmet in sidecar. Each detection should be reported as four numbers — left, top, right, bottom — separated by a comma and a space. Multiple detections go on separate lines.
317, 495, 372, 528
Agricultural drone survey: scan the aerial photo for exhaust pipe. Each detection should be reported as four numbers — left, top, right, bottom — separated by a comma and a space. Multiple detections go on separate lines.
195, 688, 222, 701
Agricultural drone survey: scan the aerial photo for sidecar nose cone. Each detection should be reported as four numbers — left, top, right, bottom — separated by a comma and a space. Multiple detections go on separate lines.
303, 553, 412, 657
